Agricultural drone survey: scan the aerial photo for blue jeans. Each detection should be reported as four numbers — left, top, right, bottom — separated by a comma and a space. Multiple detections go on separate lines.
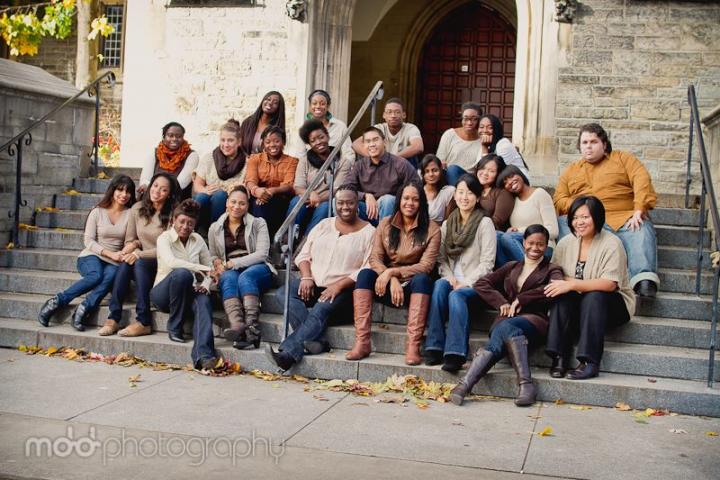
355, 268, 433, 300
557, 215, 659, 287
57, 255, 118, 309
108, 258, 157, 326
358, 194, 396, 226
150, 268, 216, 366
496, 231, 553, 266
194, 190, 228, 228
278, 277, 352, 362
218, 263, 274, 299
425, 279, 484, 358
446, 165, 468, 187
484, 316, 539, 359
287, 195, 331, 236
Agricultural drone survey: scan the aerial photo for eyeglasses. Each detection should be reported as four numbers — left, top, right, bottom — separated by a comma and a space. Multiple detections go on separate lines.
571, 215, 592, 222
462, 116, 480, 122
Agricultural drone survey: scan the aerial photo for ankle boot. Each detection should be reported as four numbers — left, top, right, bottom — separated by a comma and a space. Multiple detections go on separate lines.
222, 297, 246, 342
234, 295, 261, 349
38, 294, 61, 327
71, 303, 90, 332
346, 289, 374, 360
505, 336, 537, 407
449, 349, 497, 406
405, 293, 430, 365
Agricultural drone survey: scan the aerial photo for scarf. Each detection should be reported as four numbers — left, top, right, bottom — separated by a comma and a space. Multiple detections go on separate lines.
306, 148, 334, 169
156, 141, 192, 173
444, 208, 484, 258
213, 146, 246, 181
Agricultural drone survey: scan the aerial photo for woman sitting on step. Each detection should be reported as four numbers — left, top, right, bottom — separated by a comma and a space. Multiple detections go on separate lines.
424, 173, 496, 373
266, 185, 375, 371
101, 173, 181, 337
450, 224, 564, 407
209, 185, 276, 350
38, 175, 136, 331
150, 199, 218, 370
347, 180, 441, 365
193, 119, 248, 233
137, 121, 199, 200
544, 196, 635, 381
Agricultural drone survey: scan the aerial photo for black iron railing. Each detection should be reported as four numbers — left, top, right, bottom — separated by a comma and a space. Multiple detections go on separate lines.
273, 81, 384, 340
684, 85, 720, 388
0, 71, 116, 246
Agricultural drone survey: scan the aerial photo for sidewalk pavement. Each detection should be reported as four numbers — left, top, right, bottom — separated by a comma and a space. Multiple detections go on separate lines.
0, 347, 718, 480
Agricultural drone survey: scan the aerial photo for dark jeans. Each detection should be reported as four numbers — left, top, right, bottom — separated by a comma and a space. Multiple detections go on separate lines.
355, 268, 433, 303
57, 255, 118, 309
108, 258, 157, 327
150, 269, 216, 367
251, 194, 292, 240
546, 291, 630, 365
278, 277, 352, 362
194, 190, 229, 233
446, 165, 468, 187
424, 279, 484, 358
287, 196, 331, 237
484, 316, 539, 360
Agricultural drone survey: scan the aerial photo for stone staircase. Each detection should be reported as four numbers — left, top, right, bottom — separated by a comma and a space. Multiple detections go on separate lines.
0, 171, 718, 417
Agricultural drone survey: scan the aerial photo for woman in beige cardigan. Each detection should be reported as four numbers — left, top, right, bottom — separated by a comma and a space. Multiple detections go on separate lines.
544, 196, 635, 380
423, 173, 496, 373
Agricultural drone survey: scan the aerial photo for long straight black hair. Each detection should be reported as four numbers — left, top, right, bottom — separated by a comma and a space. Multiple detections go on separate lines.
388, 181, 430, 251
96, 174, 136, 209
239, 91, 286, 154
138, 172, 181, 228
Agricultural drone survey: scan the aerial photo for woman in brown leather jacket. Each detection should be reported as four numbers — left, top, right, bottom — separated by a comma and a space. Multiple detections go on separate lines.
346, 180, 441, 365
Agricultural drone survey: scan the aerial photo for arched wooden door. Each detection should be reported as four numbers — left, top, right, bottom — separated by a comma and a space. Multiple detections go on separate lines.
416, 2, 516, 154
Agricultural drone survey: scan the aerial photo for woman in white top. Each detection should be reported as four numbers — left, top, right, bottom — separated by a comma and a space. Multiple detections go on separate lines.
420, 154, 455, 223
476, 114, 529, 178
290, 89, 355, 162
424, 173, 496, 373
435, 102, 482, 186
38, 175, 135, 331
138, 122, 199, 200
496, 165, 558, 265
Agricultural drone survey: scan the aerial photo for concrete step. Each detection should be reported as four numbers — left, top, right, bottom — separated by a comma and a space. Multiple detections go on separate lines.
658, 267, 714, 295
73, 178, 114, 194
635, 292, 714, 321
0, 248, 78, 272
18, 227, 83, 250
658, 245, 713, 270
34, 210, 88, 230
608, 317, 716, 350
54, 193, 103, 210
1, 319, 718, 417
651, 207, 704, 228
655, 224, 711, 249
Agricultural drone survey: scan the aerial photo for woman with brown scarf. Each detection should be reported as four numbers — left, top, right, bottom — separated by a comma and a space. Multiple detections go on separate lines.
138, 122, 199, 200
424, 174, 496, 373
193, 119, 247, 232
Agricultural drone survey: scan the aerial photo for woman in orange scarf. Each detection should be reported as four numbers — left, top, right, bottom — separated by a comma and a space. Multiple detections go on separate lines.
138, 122, 199, 200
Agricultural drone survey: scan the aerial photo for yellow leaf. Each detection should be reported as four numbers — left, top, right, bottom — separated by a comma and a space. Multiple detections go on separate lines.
45, 346, 58, 356
19, 223, 38, 231
643, 408, 657, 417
5, 242, 14, 250
615, 402, 632, 411
554, 399, 566, 405
18, 344, 27, 352
706, 431, 718, 437
215, 357, 224, 369
537, 427, 553, 437
570, 405, 592, 410
64, 189, 80, 195
96, 171, 109, 179
39, 207, 59, 213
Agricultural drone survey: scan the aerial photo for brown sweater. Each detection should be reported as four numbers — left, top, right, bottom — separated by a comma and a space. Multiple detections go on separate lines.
473, 257, 564, 336
124, 203, 167, 259
369, 212, 441, 282
479, 187, 514, 231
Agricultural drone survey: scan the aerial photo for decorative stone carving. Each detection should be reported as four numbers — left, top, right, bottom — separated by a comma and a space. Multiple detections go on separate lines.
554, 0, 577, 23
285, 0, 306, 22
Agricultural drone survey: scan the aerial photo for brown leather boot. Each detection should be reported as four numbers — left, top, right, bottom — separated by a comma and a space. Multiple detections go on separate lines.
505, 335, 537, 407
405, 293, 430, 365
234, 295, 261, 349
449, 349, 497, 406
346, 289, 374, 360
222, 297, 246, 342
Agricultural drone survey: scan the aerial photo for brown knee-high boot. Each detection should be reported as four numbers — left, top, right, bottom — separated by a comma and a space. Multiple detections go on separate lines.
405, 293, 430, 365
449, 349, 497, 406
346, 289, 374, 360
505, 335, 537, 407
222, 297, 246, 341
234, 295, 261, 350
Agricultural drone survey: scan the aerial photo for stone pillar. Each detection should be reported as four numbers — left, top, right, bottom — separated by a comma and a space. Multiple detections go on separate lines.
702, 105, 720, 236
307, 0, 357, 122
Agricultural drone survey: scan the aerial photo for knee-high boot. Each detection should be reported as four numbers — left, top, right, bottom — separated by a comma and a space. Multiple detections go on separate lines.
505, 335, 537, 407
405, 293, 430, 365
222, 297, 246, 341
346, 289, 374, 360
233, 295, 260, 350
449, 350, 497, 406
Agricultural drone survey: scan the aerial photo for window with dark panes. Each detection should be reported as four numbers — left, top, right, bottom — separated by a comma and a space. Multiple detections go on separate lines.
101, 4, 124, 68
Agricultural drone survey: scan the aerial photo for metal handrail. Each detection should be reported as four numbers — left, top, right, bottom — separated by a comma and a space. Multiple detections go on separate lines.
685, 84, 720, 388
274, 80, 384, 340
2, 71, 116, 246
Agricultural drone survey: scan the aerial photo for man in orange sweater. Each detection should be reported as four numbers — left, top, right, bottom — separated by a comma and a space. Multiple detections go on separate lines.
554, 123, 659, 298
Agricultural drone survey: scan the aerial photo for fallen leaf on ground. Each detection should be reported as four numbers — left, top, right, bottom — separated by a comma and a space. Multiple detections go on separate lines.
375, 396, 407, 404
536, 427, 553, 437
634, 414, 649, 424
5, 242, 14, 250
615, 402, 632, 411
351, 402, 369, 407
554, 399, 566, 405
313, 394, 329, 401
452, 419, 463, 426
64, 189, 81, 195
570, 405, 592, 410
705, 431, 718, 436
527, 415, 543, 420
415, 399, 430, 410
647, 378, 657, 383
96, 172, 109, 179
37, 207, 59, 213
45, 346, 58, 356
19, 223, 37, 231
669, 429, 687, 434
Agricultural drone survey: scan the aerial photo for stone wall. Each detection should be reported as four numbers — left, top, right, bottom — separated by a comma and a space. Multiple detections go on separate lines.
19, 34, 78, 84
556, 0, 720, 194
120, 0, 309, 168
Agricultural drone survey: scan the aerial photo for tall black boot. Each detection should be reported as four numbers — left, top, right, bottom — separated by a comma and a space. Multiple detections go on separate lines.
71, 303, 90, 332
505, 336, 536, 407
449, 349, 497, 406
38, 295, 61, 327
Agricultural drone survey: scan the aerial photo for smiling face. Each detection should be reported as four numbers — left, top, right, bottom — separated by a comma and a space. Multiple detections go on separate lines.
149, 176, 172, 206
262, 94, 281, 115
579, 132, 606, 164
219, 129, 240, 157
571, 205, 595, 239
112, 185, 131, 207
478, 117, 494, 137
454, 180, 479, 214
308, 128, 330, 155
399, 185, 421, 219
461, 108, 480, 133
523, 232, 548, 261
263, 132, 284, 158
382, 102, 405, 129
173, 213, 196, 241
422, 161, 441, 186
476, 160, 499, 188
226, 190, 249, 220
309, 94, 329, 120
335, 189, 358, 223
503, 173, 524, 194
363, 130, 386, 159
163, 126, 184, 151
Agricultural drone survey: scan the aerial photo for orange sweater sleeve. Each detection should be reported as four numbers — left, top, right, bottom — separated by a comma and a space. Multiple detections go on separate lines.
244, 154, 260, 195
281, 155, 299, 187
